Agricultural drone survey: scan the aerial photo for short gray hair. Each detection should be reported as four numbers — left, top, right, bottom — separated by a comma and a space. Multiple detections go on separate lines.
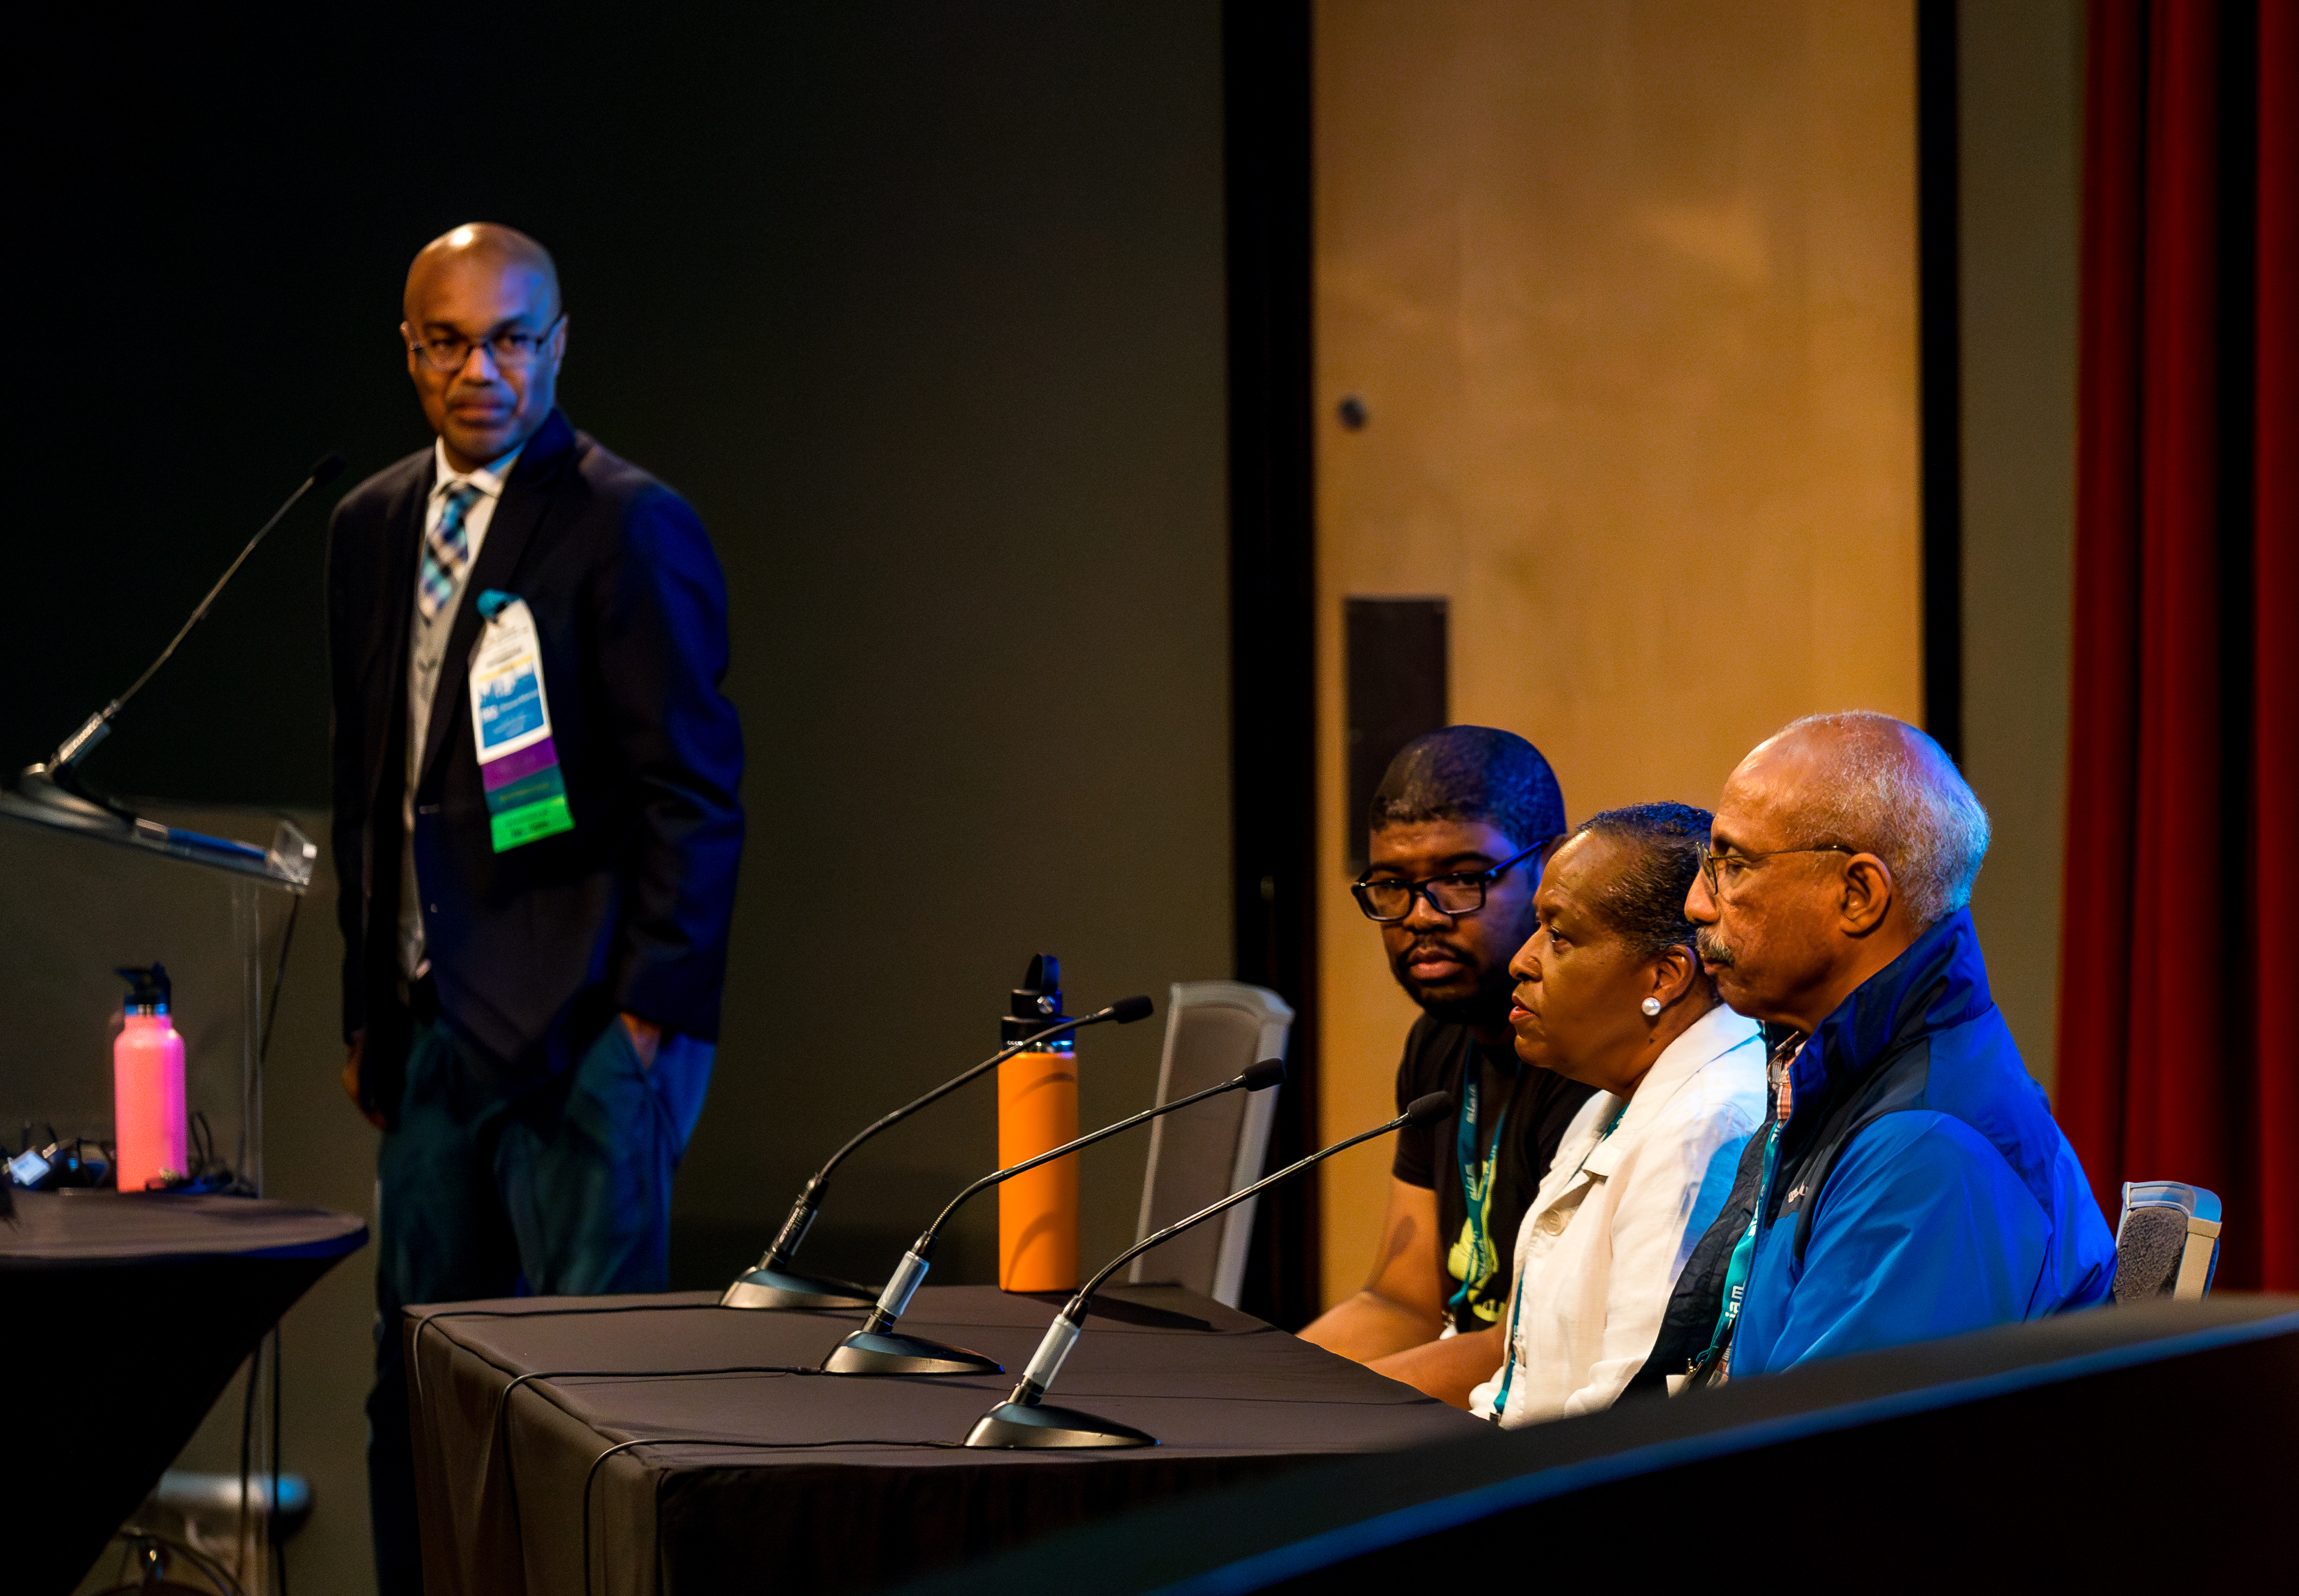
1776, 711, 1990, 931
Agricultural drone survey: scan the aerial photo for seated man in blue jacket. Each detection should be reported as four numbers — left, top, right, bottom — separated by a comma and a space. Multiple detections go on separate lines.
1634, 710, 2112, 1389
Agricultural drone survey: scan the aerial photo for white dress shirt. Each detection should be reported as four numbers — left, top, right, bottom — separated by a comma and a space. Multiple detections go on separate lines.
397, 437, 523, 980
1469, 1000, 1767, 1426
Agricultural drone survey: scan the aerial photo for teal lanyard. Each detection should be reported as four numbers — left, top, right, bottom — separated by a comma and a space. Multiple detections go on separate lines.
1488, 1101, 1627, 1423
1691, 1047, 1796, 1379
1449, 1067, 1508, 1314
1688, 1119, 1781, 1378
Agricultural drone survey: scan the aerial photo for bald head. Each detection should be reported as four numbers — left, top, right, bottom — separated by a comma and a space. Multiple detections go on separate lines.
1686, 710, 1989, 1031
1735, 712, 1989, 931
404, 223, 561, 323
400, 223, 568, 471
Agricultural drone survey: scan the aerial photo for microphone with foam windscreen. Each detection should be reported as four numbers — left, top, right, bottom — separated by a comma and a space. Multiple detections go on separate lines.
12, 453, 349, 827
820, 1056, 1290, 1375
721, 994, 1158, 1310
961, 1090, 1456, 1448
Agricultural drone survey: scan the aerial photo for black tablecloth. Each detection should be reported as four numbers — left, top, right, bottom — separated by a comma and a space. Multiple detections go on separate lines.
1, 1189, 368, 1594
407, 1285, 1483, 1595
0, 1186, 367, 1264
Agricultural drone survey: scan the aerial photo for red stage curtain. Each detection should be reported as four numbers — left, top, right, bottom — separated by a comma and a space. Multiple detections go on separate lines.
2253, 0, 2297, 1288
2062, 0, 2299, 1291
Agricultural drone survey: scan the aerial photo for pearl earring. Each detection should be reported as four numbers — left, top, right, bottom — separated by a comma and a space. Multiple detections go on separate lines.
1640, 997, 1662, 1018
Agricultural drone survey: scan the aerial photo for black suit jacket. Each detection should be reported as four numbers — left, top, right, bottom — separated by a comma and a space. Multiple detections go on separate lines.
327, 410, 744, 1109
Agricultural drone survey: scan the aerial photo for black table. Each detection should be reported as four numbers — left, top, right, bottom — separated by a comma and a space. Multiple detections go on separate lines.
0, 1188, 368, 1594
406, 1285, 1483, 1595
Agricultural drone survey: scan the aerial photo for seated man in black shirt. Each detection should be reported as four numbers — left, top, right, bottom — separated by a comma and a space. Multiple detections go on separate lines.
1300, 726, 1597, 1405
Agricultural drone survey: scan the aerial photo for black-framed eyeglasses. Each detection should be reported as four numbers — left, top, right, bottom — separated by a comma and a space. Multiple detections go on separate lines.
1352, 839, 1547, 923
408, 313, 565, 376
1698, 844, 1856, 902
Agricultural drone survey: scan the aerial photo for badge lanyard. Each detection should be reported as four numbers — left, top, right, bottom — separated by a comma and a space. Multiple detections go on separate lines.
1449, 1063, 1509, 1317
1690, 1042, 1798, 1382
1488, 1098, 1628, 1424
468, 591, 575, 852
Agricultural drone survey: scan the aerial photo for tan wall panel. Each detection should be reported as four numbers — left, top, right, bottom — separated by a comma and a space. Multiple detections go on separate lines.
1313, 0, 1922, 1308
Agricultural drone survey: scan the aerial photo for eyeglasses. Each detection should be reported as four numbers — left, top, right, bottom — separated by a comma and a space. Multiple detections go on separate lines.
408, 314, 564, 377
1352, 840, 1547, 923
1699, 844, 1856, 902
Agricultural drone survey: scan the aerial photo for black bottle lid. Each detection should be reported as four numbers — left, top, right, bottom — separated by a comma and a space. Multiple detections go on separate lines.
118, 963, 171, 1015
1001, 953, 1073, 1046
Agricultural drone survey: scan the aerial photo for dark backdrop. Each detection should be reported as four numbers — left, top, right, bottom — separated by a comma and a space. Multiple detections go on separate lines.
5, 0, 1233, 1295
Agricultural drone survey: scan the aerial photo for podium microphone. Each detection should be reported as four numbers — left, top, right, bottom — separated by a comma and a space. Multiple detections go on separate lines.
963, 1090, 1456, 1449
12, 453, 349, 827
821, 1056, 1289, 1376
721, 994, 1158, 1310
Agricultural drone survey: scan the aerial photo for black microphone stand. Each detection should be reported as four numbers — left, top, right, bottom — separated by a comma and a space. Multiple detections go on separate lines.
10, 454, 347, 832
721, 996, 1157, 1309
962, 1090, 1456, 1449
821, 1057, 1288, 1375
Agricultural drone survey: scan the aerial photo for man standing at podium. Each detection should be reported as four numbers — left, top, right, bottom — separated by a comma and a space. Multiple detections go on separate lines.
327, 223, 744, 1591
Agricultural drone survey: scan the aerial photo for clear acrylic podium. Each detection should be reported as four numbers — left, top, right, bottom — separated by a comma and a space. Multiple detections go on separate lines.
0, 782, 314, 1594
0, 784, 311, 1193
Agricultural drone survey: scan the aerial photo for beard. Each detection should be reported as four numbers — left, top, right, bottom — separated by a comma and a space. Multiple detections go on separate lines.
1390, 935, 1519, 1030
1695, 927, 1735, 969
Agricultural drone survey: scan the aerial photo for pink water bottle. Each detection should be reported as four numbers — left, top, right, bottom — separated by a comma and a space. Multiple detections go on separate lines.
114, 964, 188, 1193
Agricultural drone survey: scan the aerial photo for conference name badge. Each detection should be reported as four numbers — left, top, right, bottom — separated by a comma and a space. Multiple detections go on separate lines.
470, 590, 575, 852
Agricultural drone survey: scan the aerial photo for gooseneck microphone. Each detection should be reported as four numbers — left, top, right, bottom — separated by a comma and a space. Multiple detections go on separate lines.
962, 1090, 1456, 1449
12, 454, 349, 826
821, 1056, 1289, 1375
721, 994, 1158, 1310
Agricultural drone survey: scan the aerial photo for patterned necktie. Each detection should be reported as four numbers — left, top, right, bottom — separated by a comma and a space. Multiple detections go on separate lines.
419, 482, 482, 619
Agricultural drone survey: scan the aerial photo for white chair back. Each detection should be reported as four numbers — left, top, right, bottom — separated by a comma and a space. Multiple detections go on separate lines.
1127, 981, 1294, 1306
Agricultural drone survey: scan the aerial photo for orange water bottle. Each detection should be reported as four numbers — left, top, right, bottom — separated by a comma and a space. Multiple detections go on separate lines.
997, 954, 1078, 1290
113, 964, 188, 1193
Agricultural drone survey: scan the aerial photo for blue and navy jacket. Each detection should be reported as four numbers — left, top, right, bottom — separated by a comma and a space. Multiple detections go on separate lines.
1629, 909, 2114, 1389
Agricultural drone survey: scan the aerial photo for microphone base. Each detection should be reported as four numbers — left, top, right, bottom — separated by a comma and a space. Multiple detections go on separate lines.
719, 1264, 877, 1310
963, 1400, 1155, 1449
7, 763, 135, 833
821, 1329, 1003, 1377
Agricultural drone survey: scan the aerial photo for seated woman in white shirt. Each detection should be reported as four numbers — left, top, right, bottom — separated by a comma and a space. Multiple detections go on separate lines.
1467, 802, 1768, 1426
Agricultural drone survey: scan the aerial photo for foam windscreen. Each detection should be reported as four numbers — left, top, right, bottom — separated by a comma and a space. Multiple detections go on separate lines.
2112, 1205, 2188, 1302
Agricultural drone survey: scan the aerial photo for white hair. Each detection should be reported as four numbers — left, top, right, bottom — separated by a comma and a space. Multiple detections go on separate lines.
1776, 711, 1990, 931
